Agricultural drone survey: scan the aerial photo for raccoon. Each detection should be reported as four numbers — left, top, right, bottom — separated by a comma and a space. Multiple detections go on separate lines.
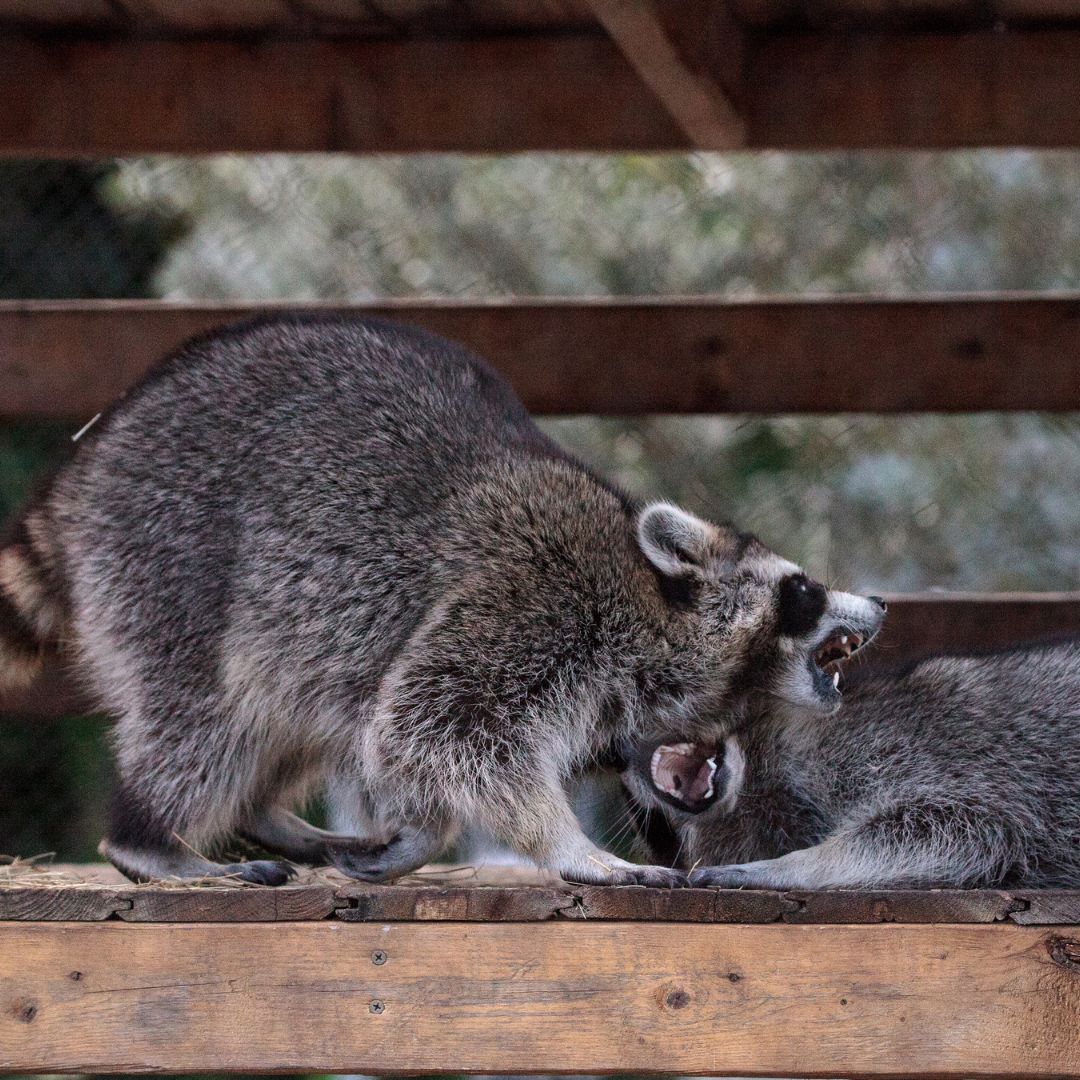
625, 636, 1080, 890
0, 313, 827, 887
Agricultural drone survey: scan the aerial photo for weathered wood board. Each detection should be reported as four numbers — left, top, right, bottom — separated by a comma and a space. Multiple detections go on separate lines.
4, 295, 1080, 421
2, 921, 1079, 1075
3, 864, 1080, 925
8, 29, 1080, 153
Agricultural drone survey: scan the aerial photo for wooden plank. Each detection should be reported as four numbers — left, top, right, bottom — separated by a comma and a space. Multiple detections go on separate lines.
0, 888, 130, 922
0, 35, 683, 156
4, 866, 1080, 926
4, 294, 1080, 421
587, 0, 746, 149
3, 594, 1078, 718
874, 592, 1080, 665
117, 885, 338, 922
2, 921, 1079, 1075
8, 28, 1080, 151
749, 29, 1080, 149
336, 883, 577, 922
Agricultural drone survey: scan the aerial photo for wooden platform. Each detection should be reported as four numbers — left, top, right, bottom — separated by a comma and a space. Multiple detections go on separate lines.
2, 865, 1080, 1076
3, 862, 1080, 926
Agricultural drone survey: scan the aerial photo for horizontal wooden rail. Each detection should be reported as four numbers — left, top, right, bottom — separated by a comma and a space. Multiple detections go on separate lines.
4, 862, 1080, 925
4, 295, 1080, 420
2, 920, 1079, 1075
2, 593, 1078, 718
7, 29, 1080, 152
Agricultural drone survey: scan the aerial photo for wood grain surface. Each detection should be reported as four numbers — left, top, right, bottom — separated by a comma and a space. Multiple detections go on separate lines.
2, 921, 1080, 1075
3, 865, 1080, 926
4, 295, 1080, 420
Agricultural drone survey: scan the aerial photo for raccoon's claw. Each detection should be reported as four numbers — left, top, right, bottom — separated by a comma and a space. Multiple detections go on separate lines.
222, 859, 297, 886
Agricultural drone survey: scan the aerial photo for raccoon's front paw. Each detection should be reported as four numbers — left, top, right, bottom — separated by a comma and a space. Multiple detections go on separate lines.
563, 859, 687, 888
690, 863, 762, 889
612, 863, 688, 889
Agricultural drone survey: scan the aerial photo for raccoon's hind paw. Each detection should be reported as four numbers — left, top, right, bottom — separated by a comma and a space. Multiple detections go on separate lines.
327, 826, 442, 883
221, 860, 297, 886
327, 839, 395, 881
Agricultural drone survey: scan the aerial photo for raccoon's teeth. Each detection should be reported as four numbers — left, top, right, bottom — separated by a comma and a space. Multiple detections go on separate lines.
833, 671, 841, 689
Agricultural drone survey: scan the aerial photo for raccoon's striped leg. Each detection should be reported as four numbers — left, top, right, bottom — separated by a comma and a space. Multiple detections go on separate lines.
239, 806, 379, 866
689, 800, 1016, 889
102, 784, 296, 885
477, 778, 686, 888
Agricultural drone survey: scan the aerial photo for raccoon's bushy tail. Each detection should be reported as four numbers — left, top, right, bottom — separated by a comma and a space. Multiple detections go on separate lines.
0, 508, 68, 690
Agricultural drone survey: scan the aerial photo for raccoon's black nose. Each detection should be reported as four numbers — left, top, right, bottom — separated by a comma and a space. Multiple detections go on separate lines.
869, 595, 888, 612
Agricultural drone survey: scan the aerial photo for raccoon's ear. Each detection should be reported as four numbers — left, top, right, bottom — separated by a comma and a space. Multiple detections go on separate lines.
637, 503, 717, 579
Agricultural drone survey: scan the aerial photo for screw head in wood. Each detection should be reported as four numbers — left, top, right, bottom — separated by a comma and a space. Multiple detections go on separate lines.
369, 999, 385, 1015
371, 949, 387, 965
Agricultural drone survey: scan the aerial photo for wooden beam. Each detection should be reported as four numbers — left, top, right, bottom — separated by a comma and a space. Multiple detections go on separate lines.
5, 862, 1080, 925
4, 294, 1080, 421
0, 34, 684, 156
587, 0, 746, 149
7, 28, 1080, 152
749, 28, 1080, 149
2, 921, 1079, 1075
3, 593, 1078, 718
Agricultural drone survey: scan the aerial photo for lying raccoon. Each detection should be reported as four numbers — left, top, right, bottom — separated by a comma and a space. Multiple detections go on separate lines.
0, 314, 867, 887
626, 633, 1080, 889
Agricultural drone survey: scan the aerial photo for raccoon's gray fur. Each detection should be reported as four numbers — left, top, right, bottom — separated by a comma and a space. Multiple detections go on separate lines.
0, 313, 830, 886
629, 640, 1080, 889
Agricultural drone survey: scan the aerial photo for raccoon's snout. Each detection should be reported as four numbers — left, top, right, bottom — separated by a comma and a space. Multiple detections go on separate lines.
648, 741, 722, 813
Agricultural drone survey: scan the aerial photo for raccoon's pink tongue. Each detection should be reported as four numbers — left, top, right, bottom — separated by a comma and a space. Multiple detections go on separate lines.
650, 742, 717, 806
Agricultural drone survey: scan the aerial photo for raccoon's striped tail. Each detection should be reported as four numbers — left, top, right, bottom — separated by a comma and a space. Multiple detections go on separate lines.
0, 509, 68, 691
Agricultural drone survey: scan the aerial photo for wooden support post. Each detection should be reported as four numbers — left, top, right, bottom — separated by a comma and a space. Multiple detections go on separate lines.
587, 0, 745, 149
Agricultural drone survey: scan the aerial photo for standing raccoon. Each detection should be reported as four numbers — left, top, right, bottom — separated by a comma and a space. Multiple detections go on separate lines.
627, 639, 1080, 889
3, 314, 801, 886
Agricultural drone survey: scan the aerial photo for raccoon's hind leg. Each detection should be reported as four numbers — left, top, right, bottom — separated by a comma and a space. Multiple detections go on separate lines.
239, 805, 407, 874
102, 738, 298, 886
101, 785, 295, 885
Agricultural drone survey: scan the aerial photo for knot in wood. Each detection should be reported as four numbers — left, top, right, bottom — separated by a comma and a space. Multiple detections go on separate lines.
1047, 936, 1080, 973
9, 998, 38, 1023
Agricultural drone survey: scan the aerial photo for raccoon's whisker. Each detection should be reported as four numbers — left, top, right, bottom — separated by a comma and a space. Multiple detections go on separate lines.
599, 806, 639, 851
585, 853, 614, 874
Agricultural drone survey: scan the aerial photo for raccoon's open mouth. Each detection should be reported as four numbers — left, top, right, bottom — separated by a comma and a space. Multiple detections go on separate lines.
648, 741, 722, 813
812, 631, 866, 693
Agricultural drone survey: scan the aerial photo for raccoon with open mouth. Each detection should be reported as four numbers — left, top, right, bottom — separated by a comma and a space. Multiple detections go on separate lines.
0, 314, 850, 888
625, 631, 1080, 890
